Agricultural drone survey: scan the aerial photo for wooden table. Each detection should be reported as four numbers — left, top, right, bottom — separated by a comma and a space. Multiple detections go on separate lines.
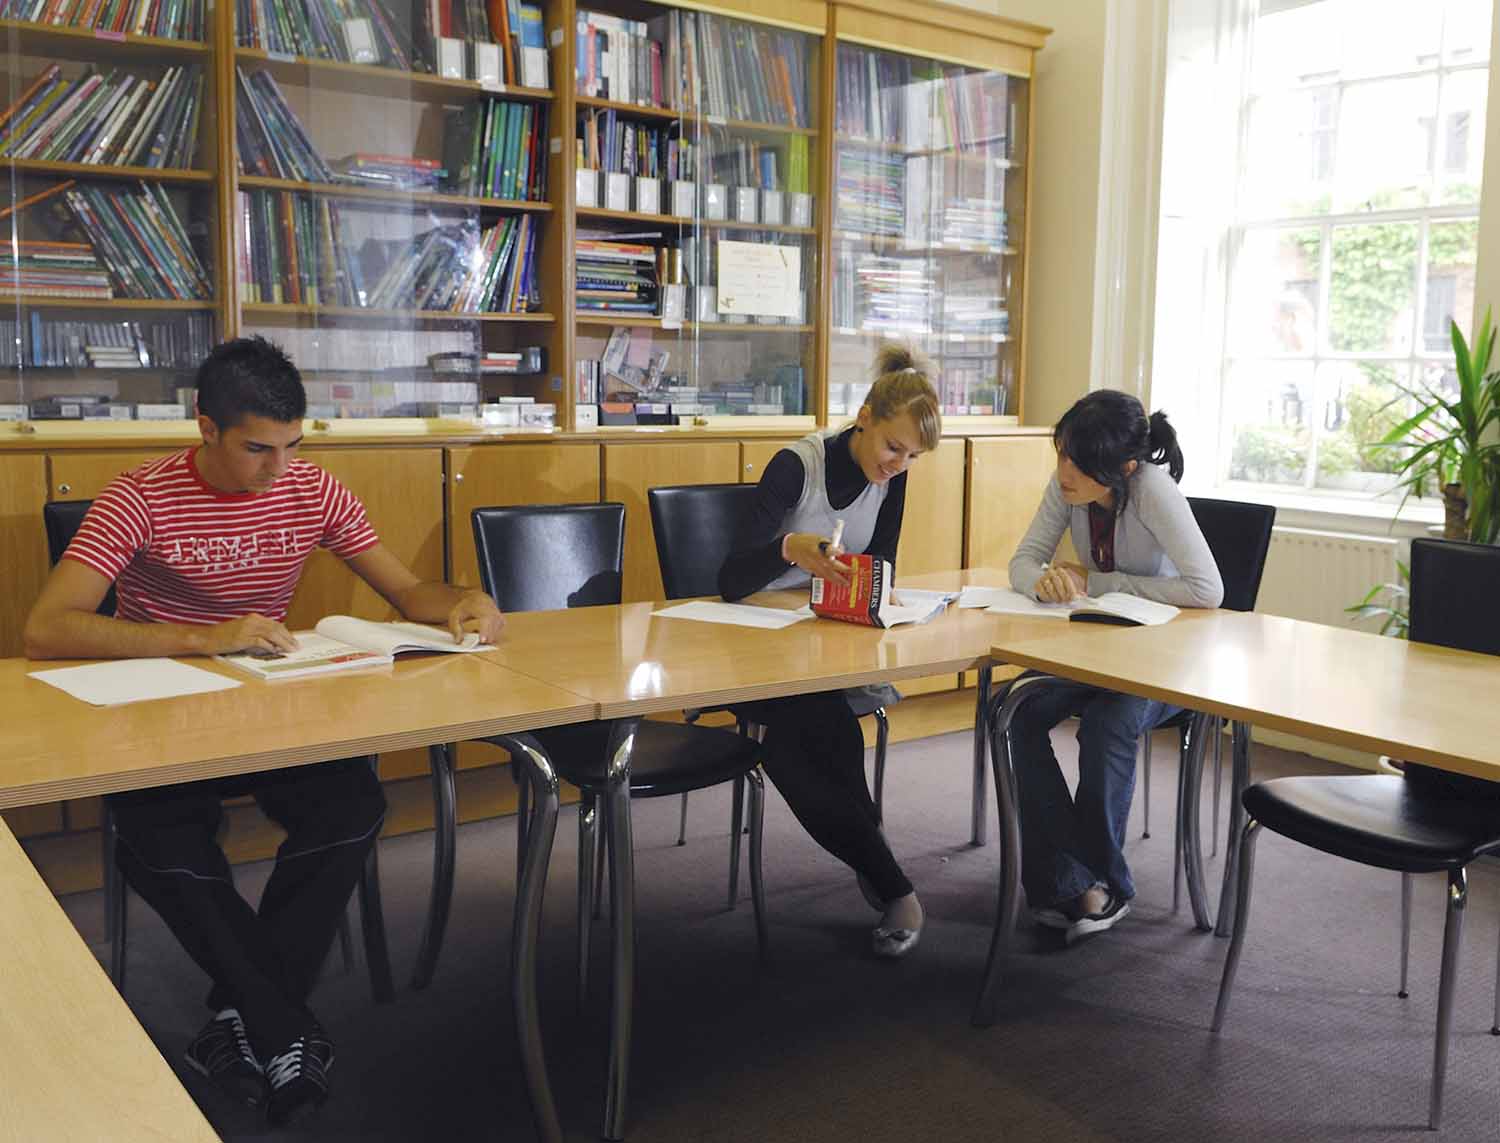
481, 569, 1061, 1141
976, 610, 1500, 1024
0, 653, 595, 1143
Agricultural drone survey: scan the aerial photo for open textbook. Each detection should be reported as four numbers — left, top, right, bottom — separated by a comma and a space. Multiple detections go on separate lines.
218, 616, 492, 680
979, 587, 1179, 626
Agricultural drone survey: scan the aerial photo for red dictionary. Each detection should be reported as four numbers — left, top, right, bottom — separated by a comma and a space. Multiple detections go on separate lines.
810, 554, 891, 627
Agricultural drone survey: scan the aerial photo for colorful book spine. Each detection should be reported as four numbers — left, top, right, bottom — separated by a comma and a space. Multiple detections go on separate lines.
0, 0, 205, 40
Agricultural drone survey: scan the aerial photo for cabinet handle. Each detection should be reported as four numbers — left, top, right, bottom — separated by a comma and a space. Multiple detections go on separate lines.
745, 464, 752, 472
57, 482, 71, 495
454, 473, 464, 483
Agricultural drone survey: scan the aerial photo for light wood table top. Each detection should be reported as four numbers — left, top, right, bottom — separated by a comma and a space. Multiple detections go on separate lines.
0, 816, 220, 1142
480, 569, 1059, 718
991, 609, 1500, 782
0, 654, 595, 809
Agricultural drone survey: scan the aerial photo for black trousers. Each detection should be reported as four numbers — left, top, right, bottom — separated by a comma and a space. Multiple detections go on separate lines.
735, 691, 913, 902
109, 757, 386, 1056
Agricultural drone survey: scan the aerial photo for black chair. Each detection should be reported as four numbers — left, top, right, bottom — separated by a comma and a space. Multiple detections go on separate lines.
41, 500, 391, 1002
649, 482, 894, 905
1139, 497, 1276, 925
443, 503, 767, 1009
1213, 537, 1500, 1129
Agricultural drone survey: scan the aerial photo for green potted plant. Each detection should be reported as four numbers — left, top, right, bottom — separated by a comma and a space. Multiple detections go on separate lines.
1377, 308, 1500, 542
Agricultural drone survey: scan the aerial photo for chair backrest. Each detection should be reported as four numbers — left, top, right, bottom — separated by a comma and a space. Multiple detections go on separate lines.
1409, 537, 1500, 655
470, 503, 625, 614
43, 499, 116, 617
648, 483, 762, 600
1186, 497, 1277, 612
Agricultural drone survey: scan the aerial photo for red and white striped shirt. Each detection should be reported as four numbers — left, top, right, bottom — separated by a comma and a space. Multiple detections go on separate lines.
64, 448, 380, 626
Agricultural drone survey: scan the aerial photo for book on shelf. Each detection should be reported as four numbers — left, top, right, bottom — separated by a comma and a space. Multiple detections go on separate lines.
237, 0, 415, 70
836, 44, 1011, 156
236, 68, 335, 182
0, 313, 210, 367
810, 555, 950, 628
217, 615, 492, 681
0, 239, 111, 298
362, 214, 538, 313
442, 97, 547, 200
43, 182, 212, 301
332, 153, 446, 191
240, 189, 364, 306
0, 63, 205, 170
0, 0, 205, 40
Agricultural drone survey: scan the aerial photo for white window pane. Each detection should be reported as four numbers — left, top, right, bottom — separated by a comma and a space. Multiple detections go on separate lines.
1328, 222, 1420, 353
1244, 90, 1337, 215
1314, 361, 1412, 492
1445, 0, 1492, 64
1425, 219, 1479, 352
1339, 0, 1442, 78
1227, 360, 1313, 486
1230, 228, 1320, 355
1332, 77, 1438, 212
1251, 1, 1342, 93
1436, 68, 1487, 203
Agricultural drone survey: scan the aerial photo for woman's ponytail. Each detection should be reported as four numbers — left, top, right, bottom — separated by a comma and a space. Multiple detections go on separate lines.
1147, 410, 1185, 483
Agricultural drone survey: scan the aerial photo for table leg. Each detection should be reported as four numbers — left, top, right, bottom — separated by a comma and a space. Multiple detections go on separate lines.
411, 742, 458, 990
603, 719, 639, 1143
970, 665, 992, 847
1179, 713, 1213, 932
495, 733, 562, 1143
972, 675, 1065, 1027
1214, 721, 1252, 938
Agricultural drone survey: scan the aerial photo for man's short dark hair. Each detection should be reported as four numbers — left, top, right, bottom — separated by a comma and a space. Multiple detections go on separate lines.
195, 336, 306, 429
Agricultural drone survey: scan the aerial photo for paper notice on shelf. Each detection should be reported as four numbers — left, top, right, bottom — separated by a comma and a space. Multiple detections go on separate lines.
30, 659, 242, 707
653, 601, 813, 630
716, 241, 802, 319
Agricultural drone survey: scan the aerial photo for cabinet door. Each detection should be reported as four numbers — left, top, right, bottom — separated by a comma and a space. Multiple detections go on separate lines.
604, 441, 741, 602
893, 438, 967, 697
2, 454, 50, 658
445, 443, 602, 589
48, 450, 171, 501
284, 448, 445, 629
740, 440, 798, 484
965, 437, 1058, 571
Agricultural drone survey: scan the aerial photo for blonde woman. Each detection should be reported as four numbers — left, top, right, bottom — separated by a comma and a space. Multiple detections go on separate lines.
720, 345, 941, 958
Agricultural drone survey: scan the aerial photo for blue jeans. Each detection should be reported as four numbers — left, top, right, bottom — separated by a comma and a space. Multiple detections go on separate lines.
1008, 680, 1179, 909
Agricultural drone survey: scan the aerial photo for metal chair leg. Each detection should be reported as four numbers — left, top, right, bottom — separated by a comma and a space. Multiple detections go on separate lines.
337, 909, 355, 975
871, 707, 889, 825
1211, 718, 1224, 857
727, 775, 745, 910
1172, 724, 1187, 914
1429, 867, 1468, 1130
1215, 722, 1254, 938
745, 769, 769, 959
102, 804, 127, 992
1141, 732, 1153, 839
515, 759, 531, 879
676, 792, 689, 846
1399, 872, 1413, 999
1211, 818, 1263, 1032
970, 665, 992, 846
412, 742, 458, 990
1491, 920, 1500, 1035
603, 721, 639, 1143
577, 797, 599, 1009
594, 795, 608, 922
1179, 713, 1214, 932
357, 841, 395, 1004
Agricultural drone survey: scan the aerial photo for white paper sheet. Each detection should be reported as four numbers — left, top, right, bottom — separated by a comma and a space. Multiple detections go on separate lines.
29, 658, 242, 707
894, 588, 959, 609
957, 586, 1016, 609
653, 601, 813, 630
982, 589, 1075, 619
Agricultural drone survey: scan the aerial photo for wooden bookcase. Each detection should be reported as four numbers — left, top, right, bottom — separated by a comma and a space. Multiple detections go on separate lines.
1, 0, 1046, 432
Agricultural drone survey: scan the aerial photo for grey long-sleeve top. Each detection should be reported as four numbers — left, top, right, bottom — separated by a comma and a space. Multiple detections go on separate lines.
1008, 461, 1225, 608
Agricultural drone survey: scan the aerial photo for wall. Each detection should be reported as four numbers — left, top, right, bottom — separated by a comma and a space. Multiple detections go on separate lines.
951, 0, 1109, 427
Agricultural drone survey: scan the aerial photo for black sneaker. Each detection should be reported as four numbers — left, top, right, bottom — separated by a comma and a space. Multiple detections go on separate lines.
184, 1008, 265, 1107
1065, 891, 1130, 945
265, 1024, 335, 1128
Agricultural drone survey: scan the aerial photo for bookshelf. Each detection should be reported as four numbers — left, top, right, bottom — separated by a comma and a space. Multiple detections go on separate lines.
1, 0, 1045, 431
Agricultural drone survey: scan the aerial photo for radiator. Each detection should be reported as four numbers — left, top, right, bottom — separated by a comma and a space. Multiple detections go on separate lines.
1255, 527, 1401, 628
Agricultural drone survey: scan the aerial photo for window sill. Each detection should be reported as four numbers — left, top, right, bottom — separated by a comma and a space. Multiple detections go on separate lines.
1181, 481, 1444, 539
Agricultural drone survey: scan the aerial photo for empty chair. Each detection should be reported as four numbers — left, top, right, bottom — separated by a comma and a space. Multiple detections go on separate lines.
1213, 538, 1500, 1129
41, 500, 390, 1001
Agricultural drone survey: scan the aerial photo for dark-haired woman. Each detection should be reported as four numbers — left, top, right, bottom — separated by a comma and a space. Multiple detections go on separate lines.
1007, 390, 1223, 943
720, 343, 941, 958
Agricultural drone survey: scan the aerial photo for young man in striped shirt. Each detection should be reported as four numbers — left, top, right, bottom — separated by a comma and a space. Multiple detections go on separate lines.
24, 336, 505, 1128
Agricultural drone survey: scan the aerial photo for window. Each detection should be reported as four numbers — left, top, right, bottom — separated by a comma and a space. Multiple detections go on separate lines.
1156, 0, 1488, 508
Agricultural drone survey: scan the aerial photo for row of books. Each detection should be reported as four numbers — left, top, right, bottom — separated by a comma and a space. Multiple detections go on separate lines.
442, 98, 547, 200
52, 181, 212, 299
236, 0, 414, 69
576, 109, 695, 181
0, 238, 111, 298
835, 146, 903, 237
831, 245, 1009, 338
575, 8, 813, 130
835, 44, 1012, 155
332, 153, 444, 191
575, 237, 656, 314
0, 0, 205, 40
0, 64, 204, 169
365, 214, 538, 312
235, 67, 333, 182
702, 136, 810, 195
239, 190, 361, 305
0, 313, 213, 368
416, 0, 544, 86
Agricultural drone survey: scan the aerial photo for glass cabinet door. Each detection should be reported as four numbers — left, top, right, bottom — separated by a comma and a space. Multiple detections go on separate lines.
830, 40, 1027, 421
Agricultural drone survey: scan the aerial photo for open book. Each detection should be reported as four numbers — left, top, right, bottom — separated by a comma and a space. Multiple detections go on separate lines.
982, 588, 1179, 627
811, 556, 954, 628
217, 616, 491, 680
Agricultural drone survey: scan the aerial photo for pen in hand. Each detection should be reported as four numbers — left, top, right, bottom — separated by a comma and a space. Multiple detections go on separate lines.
819, 518, 846, 556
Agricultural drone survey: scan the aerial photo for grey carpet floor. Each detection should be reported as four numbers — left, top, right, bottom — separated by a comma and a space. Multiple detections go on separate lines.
62, 725, 1500, 1142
